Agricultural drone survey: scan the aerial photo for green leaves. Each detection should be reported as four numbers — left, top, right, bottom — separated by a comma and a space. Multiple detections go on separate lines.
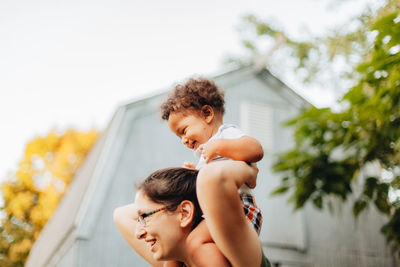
231, 2, 379, 87
353, 199, 368, 217
381, 207, 400, 250
230, 0, 399, 255
268, 0, 400, 256
353, 177, 391, 218
312, 195, 323, 210
271, 184, 290, 196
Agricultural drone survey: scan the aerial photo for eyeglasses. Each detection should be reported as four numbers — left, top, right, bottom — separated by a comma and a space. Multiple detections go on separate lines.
137, 206, 168, 227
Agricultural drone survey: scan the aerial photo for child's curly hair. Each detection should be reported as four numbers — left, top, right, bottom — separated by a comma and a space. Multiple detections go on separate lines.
160, 77, 225, 120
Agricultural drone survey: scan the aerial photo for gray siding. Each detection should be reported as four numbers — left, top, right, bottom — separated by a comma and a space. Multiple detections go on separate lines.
26, 67, 391, 267
55, 242, 75, 267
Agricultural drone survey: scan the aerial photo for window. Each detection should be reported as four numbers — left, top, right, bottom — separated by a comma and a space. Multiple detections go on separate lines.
240, 101, 274, 152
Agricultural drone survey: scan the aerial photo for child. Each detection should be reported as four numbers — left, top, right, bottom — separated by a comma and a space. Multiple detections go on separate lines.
160, 77, 264, 267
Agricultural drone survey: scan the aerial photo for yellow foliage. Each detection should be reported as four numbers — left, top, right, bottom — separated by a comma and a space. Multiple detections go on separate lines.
16, 168, 35, 191
25, 131, 60, 159
8, 238, 33, 262
0, 128, 99, 265
30, 187, 61, 228
7, 191, 34, 220
1, 183, 15, 202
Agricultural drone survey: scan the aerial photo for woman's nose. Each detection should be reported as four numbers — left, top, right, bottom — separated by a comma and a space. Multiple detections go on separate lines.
135, 223, 146, 239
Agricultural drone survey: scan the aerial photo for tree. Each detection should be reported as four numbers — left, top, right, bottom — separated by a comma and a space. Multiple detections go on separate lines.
0, 129, 99, 266
232, 0, 400, 257
227, 0, 383, 96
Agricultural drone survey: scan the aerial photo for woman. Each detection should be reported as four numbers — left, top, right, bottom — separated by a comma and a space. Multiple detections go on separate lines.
113, 161, 270, 267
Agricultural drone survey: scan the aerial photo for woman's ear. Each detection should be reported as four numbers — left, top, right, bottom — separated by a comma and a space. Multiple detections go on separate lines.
178, 200, 195, 228
200, 105, 214, 124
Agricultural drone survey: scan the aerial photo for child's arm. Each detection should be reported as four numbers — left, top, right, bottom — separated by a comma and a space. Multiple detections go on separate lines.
199, 136, 263, 164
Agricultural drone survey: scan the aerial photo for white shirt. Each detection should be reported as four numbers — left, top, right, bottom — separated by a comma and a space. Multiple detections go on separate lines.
195, 124, 251, 193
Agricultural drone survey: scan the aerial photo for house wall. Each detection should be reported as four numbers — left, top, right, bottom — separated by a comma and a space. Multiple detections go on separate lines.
304, 201, 391, 267
69, 69, 391, 267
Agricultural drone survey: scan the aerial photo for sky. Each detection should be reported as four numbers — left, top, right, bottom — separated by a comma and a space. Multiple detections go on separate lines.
0, 0, 375, 181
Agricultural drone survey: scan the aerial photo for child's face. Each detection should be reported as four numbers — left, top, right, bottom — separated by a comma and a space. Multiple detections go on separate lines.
167, 111, 215, 150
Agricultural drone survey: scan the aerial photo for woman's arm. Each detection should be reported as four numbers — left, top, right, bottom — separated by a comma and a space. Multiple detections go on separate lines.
113, 204, 164, 267
196, 161, 263, 267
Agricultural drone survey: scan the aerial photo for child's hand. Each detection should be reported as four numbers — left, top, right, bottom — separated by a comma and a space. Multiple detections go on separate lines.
199, 139, 221, 163
183, 162, 196, 169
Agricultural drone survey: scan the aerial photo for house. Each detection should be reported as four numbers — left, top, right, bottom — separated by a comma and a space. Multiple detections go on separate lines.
25, 66, 391, 267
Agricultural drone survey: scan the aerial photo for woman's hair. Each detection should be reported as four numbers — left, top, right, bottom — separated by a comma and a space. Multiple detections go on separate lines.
137, 167, 203, 229
160, 77, 225, 120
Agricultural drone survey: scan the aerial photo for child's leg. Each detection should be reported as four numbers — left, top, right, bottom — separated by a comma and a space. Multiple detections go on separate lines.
196, 161, 262, 267
186, 220, 230, 267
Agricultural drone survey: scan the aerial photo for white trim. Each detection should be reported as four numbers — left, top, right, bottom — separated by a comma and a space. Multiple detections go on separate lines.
74, 106, 127, 236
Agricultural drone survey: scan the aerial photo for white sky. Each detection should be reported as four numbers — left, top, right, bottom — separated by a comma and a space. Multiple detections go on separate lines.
0, 0, 374, 181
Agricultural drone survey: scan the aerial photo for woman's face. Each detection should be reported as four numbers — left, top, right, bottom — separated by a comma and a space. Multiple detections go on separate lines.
134, 190, 186, 261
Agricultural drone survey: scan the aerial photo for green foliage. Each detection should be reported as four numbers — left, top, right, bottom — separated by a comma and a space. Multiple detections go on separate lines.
231, 0, 400, 256
0, 218, 33, 267
230, 2, 382, 88
382, 206, 400, 247
269, 0, 400, 255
